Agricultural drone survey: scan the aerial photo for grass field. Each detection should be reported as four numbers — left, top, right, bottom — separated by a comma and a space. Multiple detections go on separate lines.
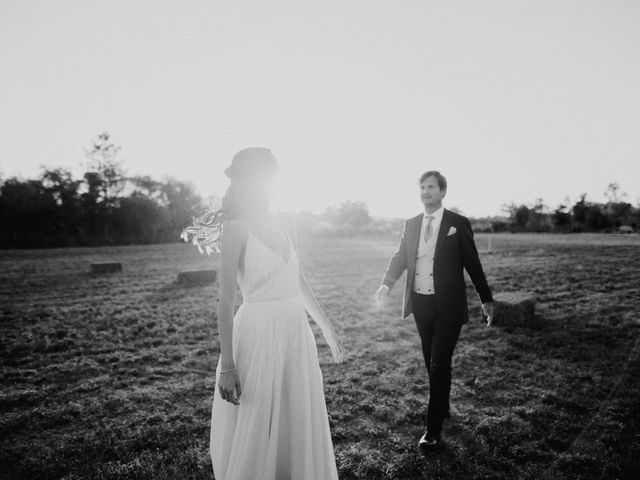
1, 233, 640, 480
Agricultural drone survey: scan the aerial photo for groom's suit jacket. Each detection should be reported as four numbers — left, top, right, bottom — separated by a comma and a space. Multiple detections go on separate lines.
382, 208, 493, 323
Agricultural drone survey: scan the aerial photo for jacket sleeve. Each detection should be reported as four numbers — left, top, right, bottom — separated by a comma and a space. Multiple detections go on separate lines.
459, 217, 493, 303
382, 219, 409, 291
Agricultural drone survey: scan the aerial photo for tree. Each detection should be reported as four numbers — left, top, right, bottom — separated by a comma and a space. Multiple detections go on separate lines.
41, 168, 83, 242
324, 201, 372, 227
514, 205, 530, 229
159, 177, 202, 237
585, 204, 609, 231
85, 132, 125, 242
0, 178, 58, 246
114, 193, 162, 244
491, 221, 508, 232
606, 201, 632, 228
571, 193, 588, 230
130, 175, 165, 203
603, 183, 632, 228
86, 133, 124, 199
80, 171, 106, 242
529, 198, 550, 232
502, 202, 517, 218
552, 204, 571, 231
502, 202, 530, 230
605, 182, 626, 203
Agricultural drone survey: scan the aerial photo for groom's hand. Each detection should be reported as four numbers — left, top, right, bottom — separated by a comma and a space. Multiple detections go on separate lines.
375, 285, 389, 303
482, 302, 494, 327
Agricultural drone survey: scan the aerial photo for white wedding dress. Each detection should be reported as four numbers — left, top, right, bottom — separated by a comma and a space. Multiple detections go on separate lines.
210, 228, 339, 480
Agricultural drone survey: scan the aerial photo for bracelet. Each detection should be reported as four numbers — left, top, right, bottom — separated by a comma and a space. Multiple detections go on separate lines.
220, 368, 236, 374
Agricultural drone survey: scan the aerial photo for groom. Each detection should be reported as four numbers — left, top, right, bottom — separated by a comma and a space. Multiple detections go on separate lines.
375, 170, 494, 450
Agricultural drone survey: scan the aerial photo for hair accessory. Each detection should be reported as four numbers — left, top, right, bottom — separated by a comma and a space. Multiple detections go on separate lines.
180, 200, 223, 255
180, 148, 279, 254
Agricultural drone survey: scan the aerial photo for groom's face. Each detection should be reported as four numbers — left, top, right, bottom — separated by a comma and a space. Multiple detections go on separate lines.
420, 176, 445, 209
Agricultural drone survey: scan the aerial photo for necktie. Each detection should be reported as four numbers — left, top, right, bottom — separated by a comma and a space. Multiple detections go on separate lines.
424, 215, 435, 242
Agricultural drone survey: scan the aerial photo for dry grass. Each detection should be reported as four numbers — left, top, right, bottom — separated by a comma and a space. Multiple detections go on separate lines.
1, 233, 639, 479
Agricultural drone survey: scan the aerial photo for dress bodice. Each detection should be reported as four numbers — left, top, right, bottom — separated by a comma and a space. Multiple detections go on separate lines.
238, 229, 300, 303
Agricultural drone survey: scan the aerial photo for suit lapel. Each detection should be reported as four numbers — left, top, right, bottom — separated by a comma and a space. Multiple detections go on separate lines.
434, 209, 450, 262
407, 214, 422, 273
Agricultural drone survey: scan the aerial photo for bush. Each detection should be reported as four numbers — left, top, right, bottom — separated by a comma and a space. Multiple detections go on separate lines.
491, 221, 509, 233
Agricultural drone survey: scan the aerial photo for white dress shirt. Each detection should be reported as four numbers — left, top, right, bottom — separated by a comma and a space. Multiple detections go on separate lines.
413, 206, 444, 295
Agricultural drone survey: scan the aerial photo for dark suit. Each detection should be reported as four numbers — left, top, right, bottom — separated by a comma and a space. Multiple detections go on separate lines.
381, 208, 493, 435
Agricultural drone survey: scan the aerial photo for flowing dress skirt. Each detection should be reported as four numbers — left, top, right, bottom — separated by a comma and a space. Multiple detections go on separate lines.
210, 296, 339, 480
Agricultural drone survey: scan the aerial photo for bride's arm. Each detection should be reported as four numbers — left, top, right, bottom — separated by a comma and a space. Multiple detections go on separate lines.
281, 213, 343, 363
217, 219, 246, 404
299, 266, 344, 363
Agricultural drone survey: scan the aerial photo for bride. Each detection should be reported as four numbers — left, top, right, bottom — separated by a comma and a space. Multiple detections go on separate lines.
183, 147, 343, 480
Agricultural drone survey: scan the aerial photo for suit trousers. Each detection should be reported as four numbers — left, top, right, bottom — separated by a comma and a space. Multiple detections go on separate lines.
412, 291, 462, 436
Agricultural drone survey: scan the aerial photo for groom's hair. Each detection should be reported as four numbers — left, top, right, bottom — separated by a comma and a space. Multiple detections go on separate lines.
419, 171, 447, 192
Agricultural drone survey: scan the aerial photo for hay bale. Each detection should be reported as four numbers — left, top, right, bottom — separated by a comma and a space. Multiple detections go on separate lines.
490, 291, 536, 327
177, 269, 217, 285
90, 262, 122, 274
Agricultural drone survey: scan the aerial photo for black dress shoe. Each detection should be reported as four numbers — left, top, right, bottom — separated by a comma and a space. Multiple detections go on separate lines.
418, 431, 442, 450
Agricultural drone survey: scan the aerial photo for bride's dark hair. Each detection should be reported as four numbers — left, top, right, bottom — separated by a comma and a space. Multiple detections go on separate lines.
181, 148, 279, 254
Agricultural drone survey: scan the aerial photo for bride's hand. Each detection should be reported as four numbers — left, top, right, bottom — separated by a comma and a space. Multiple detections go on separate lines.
320, 321, 343, 363
329, 334, 344, 364
218, 369, 242, 405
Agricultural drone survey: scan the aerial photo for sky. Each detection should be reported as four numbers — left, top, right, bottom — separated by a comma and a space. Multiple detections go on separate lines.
1, 0, 639, 218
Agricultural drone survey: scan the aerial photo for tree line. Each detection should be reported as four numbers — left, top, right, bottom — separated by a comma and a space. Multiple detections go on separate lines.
303, 193, 639, 236
0, 133, 202, 248
489, 184, 639, 233
1, 134, 637, 248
